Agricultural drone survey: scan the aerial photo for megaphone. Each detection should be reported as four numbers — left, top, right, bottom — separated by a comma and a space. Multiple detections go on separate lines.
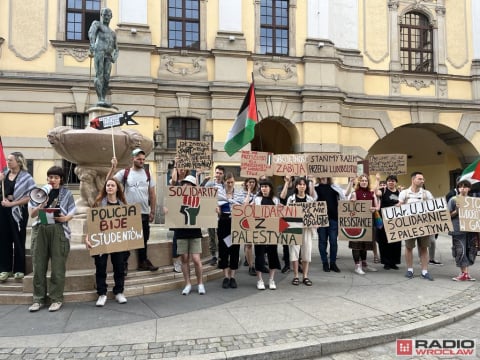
29, 184, 52, 206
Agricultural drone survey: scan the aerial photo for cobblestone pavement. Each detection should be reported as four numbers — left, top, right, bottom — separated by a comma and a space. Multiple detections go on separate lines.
0, 283, 478, 359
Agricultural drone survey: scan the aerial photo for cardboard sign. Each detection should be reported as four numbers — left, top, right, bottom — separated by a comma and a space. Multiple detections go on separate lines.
338, 200, 373, 241
231, 204, 304, 244
382, 197, 453, 243
272, 154, 308, 176
176, 140, 212, 170
294, 201, 329, 227
306, 153, 358, 177
86, 204, 144, 256
240, 150, 273, 177
164, 186, 218, 228
368, 154, 407, 175
454, 196, 480, 232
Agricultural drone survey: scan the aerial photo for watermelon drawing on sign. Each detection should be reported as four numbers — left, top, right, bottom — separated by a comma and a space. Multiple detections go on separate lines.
240, 217, 250, 230
340, 227, 366, 239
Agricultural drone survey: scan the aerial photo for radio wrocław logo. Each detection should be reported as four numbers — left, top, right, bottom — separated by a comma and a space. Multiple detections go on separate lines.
396, 339, 476, 357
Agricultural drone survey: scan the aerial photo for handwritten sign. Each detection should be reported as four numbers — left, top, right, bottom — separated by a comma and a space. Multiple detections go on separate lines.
231, 204, 304, 244
306, 153, 358, 177
338, 200, 373, 241
272, 154, 308, 176
455, 196, 480, 232
176, 140, 212, 170
293, 201, 329, 227
368, 154, 407, 175
381, 197, 452, 243
240, 151, 273, 177
86, 204, 144, 256
164, 186, 218, 228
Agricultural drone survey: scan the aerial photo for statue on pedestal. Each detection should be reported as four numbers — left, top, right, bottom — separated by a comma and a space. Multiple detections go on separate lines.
88, 8, 119, 108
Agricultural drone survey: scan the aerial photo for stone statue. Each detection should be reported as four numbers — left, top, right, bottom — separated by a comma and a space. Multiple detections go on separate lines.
88, 8, 119, 108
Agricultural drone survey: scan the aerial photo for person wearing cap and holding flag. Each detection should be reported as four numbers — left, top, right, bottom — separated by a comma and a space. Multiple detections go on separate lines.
111, 148, 158, 273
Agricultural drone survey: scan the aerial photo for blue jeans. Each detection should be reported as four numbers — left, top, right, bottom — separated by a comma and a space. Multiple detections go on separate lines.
317, 219, 338, 264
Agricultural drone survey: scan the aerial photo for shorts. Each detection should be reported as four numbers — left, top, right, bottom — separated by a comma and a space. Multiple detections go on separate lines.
289, 228, 313, 262
177, 238, 202, 255
405, 235, 430, 249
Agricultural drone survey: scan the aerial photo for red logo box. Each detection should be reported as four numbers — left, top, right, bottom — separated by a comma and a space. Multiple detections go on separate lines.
397, 339, 413, 356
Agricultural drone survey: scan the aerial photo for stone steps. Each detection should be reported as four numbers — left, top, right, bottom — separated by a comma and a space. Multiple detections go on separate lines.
0, 260, 223, 305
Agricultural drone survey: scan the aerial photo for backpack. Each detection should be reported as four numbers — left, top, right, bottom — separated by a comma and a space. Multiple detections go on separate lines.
123, 167, 150, 187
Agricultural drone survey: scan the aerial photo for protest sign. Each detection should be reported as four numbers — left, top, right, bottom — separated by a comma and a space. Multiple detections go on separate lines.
272, 153, 308, 176
240, 150, 273, 177
455, 196, 480, 232
231, 204, 304, 245
338, 200, 373, 241
164, 186, 218, 228
368, 154, 407, 175
382, 197, 452, 243
86, 204, 144, 256
306, 153, 357, 177
294, 201, 329, 227
176, 140, 212, 170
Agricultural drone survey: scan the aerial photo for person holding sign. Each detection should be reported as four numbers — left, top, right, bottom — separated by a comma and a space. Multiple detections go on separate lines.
85, 178, 129, 306
0, 152, 35, 282
374, 174, 401, 270
217, 173, 245, 289
349, 174, 379, 275
447, 180, 477, 281
398, 171, 435, 281
28, 166, 76, 312
246, 179, 281, 290
287, 177, 315, 286
242, 177, 259, 276
169, 175, 206, 295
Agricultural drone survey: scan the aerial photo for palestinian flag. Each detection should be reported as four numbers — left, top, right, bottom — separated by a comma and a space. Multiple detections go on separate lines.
38, 208, 59, 225
459, 158, 480, 185
279, 217, 303, 234
0, 136, 7, 172
224, 83, 258, 156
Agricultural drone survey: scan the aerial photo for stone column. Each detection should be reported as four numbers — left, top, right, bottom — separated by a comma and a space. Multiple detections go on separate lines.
472, 0, 480, 100
388, 0, 401, 71
435, 2, 447, 74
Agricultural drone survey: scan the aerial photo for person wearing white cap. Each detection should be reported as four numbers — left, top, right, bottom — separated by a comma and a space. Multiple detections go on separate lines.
111, 149, 158, 273
167, 175, 206, 295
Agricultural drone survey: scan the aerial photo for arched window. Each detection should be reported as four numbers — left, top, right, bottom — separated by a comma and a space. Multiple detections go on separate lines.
400, 11, 434, 73
260, 0, 289, 55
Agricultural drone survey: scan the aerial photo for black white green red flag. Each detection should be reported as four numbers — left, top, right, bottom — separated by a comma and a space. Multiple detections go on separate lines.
224, 83, 258, 156
459, 158, 480, 185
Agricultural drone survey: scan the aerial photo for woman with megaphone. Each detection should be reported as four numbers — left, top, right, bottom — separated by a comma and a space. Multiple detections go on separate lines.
28, 166, 76, 312
0, 152, 35, 283
85, 177, 128, 307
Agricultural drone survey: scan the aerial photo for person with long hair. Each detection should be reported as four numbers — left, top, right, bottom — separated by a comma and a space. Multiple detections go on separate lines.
242, 177, 258, 276
28, 166, 76, 312
85, 178, 129, 306
348, 174, 379, 275
287, 177, 315, 286
245, 178, 281, 290
217, 173, 245, 288
374, 173, 401, 270
0, 152, 35, 282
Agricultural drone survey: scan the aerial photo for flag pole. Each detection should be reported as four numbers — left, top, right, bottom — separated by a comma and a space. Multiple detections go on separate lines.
111, 125, 116, 158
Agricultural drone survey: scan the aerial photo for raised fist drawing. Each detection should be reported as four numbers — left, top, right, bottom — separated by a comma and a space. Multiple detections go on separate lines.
180, 195, 201, 225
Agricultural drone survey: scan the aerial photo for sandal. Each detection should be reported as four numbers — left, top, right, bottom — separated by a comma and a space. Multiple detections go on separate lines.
374, 257, 380, 264
291, 277, 300, 286
302, 278, 313, 286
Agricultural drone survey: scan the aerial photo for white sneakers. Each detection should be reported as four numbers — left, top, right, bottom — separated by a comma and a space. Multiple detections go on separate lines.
173, 259, 182, 273
115, 293, 127, 304
257, 279, 265, 290
48, 302, 63, 312
363, 265, 378, 272
96, 295, 107, 307
354, 265, 365, 275
198, 284, 206, 295
182, 284, 192, 295
268, 279, 276, 290
257, 278, 276, 290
